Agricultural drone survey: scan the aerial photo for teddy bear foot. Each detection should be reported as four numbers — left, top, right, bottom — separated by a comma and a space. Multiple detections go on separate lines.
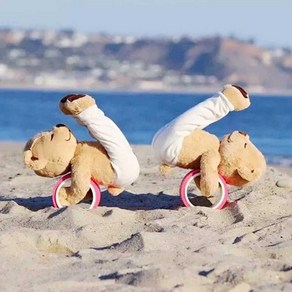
159, 163, 174, 174
58, 194, 72, 206
59, 94, 96, 115
222, 84, 250, 111
108, 186, 124, 196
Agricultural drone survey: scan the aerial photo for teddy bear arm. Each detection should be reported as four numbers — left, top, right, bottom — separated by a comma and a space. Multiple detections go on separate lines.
70, 166, 92, 202
199, 150, 221, 197
59, 166, 92, 206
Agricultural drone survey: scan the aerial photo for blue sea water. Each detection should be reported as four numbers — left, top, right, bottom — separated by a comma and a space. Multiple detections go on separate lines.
0, 89, 292, 165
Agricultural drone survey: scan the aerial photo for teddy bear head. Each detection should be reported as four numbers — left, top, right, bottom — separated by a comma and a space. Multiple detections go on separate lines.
218, 130, 266, 186
24, 124, 77, 177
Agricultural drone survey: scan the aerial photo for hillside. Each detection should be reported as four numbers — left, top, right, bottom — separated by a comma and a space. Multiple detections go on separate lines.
0, 29, 291, 93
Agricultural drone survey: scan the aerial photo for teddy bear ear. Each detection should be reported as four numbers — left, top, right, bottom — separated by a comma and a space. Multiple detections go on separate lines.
23, 149, 48, 171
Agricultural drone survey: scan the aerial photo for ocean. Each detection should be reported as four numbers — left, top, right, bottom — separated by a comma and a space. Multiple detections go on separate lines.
0, 89, 291, 166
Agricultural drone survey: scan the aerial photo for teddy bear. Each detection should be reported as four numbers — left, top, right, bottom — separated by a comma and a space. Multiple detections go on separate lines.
24, 94, 140, 206
152, 84, 266, 196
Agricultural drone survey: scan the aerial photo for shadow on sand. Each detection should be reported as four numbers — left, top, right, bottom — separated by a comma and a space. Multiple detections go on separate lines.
0, 191, 183, 212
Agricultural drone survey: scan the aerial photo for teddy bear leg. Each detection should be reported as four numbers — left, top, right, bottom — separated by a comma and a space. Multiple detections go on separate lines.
199, 150, 221, 197
59, 93, 139, 193
152, 91, 234, 167
70, 99, 140, 189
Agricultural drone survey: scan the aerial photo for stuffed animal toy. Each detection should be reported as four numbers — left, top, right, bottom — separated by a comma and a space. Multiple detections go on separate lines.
152, 84, 266, 196
24, 94, 140, 206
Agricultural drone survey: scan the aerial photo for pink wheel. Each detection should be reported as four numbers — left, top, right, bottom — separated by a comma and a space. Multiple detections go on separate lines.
52, 173, 101, 209
180, 169, 229, 210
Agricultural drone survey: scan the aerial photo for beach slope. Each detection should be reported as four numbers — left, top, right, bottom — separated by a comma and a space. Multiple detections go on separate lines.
0, 143, 291, 291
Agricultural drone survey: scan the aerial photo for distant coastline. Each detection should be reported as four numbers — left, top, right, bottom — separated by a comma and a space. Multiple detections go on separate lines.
1, 83, 292, 96
1, 28, 292, 95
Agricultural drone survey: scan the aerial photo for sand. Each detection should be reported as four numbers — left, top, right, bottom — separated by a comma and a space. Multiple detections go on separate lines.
0, 143, 291, 292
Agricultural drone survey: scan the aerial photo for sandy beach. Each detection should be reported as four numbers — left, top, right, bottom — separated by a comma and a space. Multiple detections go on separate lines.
0, 143, 291, 291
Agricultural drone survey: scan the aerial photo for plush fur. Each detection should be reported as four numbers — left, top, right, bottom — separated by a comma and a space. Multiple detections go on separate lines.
24, 94, 123, 206
160, 84, 266, 196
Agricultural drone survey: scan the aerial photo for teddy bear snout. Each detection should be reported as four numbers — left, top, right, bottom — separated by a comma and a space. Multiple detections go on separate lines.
60, 94, 86, 103
225, 131, 250, 144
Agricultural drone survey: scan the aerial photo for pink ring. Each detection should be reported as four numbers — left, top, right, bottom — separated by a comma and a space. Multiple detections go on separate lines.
52, 172, 101, 209
180, 169, 229, 210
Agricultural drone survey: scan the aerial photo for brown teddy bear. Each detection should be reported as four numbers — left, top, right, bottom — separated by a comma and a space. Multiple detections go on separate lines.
24, 94, 140, 206
152, 84, 266, 196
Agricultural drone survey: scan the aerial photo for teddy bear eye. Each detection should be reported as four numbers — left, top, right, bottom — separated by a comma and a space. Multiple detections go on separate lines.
244, 143, 247, 148
50, 133, 54, 141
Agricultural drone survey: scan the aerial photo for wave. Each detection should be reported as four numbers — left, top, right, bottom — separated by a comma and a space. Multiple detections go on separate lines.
266, 155, 292, 167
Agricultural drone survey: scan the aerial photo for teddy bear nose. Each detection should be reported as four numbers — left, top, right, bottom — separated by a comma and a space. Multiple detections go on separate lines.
232, 85, 249, 98
61, 94, 86, 103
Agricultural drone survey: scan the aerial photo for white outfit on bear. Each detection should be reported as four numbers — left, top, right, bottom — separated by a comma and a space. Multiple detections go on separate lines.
152, 92, 234, 165
75, 105, 140, 187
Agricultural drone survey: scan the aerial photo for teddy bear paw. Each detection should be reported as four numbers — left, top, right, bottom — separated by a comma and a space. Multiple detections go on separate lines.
222, 84, 251, 111
108, 186, 124, 196
59, 94, 96, 115
58, 187, 78, 206
58, 197, 71, 207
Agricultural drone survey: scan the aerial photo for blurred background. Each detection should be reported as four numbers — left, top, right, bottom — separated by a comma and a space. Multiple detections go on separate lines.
0, 0, 292, 92
0, 0, 291, 165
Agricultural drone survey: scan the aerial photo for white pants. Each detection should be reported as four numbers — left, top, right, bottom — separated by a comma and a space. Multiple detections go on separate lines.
75, 105, 140, 186
152, 92, 234, 165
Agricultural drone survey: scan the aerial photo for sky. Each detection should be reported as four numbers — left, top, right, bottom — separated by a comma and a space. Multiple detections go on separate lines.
0, 0, 291, 48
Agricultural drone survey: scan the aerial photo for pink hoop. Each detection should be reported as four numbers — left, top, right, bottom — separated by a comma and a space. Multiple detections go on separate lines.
180, 169, 229, 210
52, 172, 101, 209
